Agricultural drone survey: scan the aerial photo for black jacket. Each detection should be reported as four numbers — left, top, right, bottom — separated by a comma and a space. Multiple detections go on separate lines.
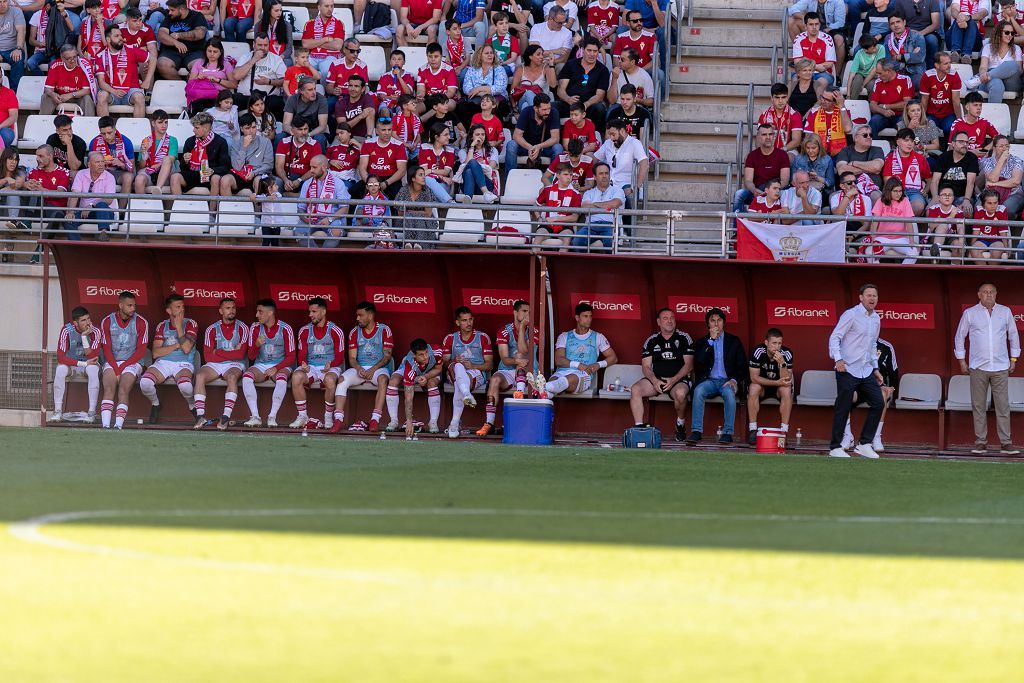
693, 331, 747, 385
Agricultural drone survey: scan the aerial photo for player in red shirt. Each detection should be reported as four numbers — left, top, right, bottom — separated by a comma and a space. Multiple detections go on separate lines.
791, 13, 837, 86
275, 115, 322, 193
533, 162, 582, 247
882, 128, 932, 215
950, 91, 1000, 157
919, 52, 963, 136
193, 296, 250, 431
971, 189, 1010, 263
99, 291, 149, 430
868, 61, 913, 138
560, 101, 599, 154
357, 118, 408, 198
544, 138, 594, 192
613, 10, 656, 68
925, 184, 965, 260
746, 178, 786, 223
759, 83, 804, 152
586, 0, 620, 51
41, 44, 97, 116
375, 49, 417, 111
397, 0, 442, 46
416, 43, 458, 111
442, 306, 493, 439
95, 25, 149, 118
301, 0, 345, 76
290, 296, 346, 430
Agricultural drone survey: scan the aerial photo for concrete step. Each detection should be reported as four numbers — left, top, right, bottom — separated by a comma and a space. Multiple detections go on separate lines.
691, 7, 783, 22
670, 80, 775, 95
647, 181, 727, 204
659, 121, 743, 136
673, 63, 775, 85
701, 0, 790, 9
659, 141, 738, 163
679, 25, 778, 49
655, 161, 733, 176
661, 101, 751, 122
679, 45, 774, 60
645, 200, 729, 213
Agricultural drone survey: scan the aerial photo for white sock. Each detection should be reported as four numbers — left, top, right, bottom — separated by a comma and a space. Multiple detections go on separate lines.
427, 388, 441, 424
385, 387, 399, 422
453, 364, 472, 396
451, 383, 466, 428
325, 402, 335, 422
545, 376, 569, 395
177, 379, 194, 408
139, 375, 159, 405
85, 364, 99, 413
749, 421, 757, 431
194, 392, 206, 417
875, 421, 884, 438
114, 403, 128, 428
269, 379, 287, 419
224, 391, 237, 418
100, 400, 113, 428
53, 364, 69, 412
242, 375, 259, 416
844, 418, 853, 434
781, 422, 789, 432
676, 417, 685, 426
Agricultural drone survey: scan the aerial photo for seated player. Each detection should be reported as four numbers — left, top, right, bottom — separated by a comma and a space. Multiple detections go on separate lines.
629, 307, 694, 442
545, 302, 617, 397
442, 306, 493, 438
193, 297, 250, 431
290, 297, 346, 429
385, 338, 444, 435
99, 291, 149, 430
746, 327, 795, 445
331, 301, 394, 433
53, 306, 102, 422
842, 337, 898, 452
476, 299, 539, 437
241, 298, 296, 428
140, 293, 198, 424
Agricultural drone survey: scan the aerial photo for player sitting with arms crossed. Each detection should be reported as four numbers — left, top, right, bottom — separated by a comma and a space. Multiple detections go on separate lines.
384, 338, 444, 436
746, 327, 795, 445
545, 302, 617, 397
629, 307, 694, 442
330, 301, 394, 433
53, 306, 102, 422
140, 293, 199, 424
290, 297, 346, 429
241, 298, 296, 428
99, 291, 149, 430
193, 297, 250, 431
442, 306, 493, 438
476, 299, 539, 437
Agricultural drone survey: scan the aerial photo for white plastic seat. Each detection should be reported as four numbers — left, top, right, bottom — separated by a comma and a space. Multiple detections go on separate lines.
874, 139, 891, 156
16, 76, 45, 112
148, 80, 187, 115
71, 116, 101, 145
402, 46, 428, 74
982, 102, 1012, 135
18, 114, 54, 149
485, 209, 531, 244
222, 41, 250, 66
1009, 377, 1024, 411
362, 45, 387, 81
166, 199, 211, 235
19, 153, 37, 171
501, 168, 543, 205
440, 207, 484, 243
1012, 143, 1024, 158
845, 99, 870, 128
285, 6, 311, 32
598, 364, 643, 399
216, 200, 256, 236
1013, 110, 1024, 141
945, 374, 988, 410
167, 118, 194, 145
333, 7, 354, 37
125, 198, 166, 234
115, 117, 152, 148
894, 373, 942, 410
951, 63, 972, 96
795, 370, 837, 407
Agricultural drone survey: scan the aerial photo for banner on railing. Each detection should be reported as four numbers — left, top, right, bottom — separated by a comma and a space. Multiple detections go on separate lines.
736, 219, 846, 263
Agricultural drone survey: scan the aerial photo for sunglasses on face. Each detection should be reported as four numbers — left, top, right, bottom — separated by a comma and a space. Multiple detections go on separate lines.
348, 47, 361, 53
842, 180, 856, 186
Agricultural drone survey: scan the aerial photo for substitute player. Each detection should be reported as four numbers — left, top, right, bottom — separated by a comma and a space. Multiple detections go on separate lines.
53, 305, 102, 422
746, 327, 795, 445
290, 297, 346, 429
99, 291, 149, 429
242, 298, 296, 428
442, 306, 493, 438
385, 338, 444, 435
193, 297, 250, 431
545, 302, 617, 397
476, 299, 538, 437
330, 301, 394, 433
140, 293, 198, 424
629, 307, 694, 441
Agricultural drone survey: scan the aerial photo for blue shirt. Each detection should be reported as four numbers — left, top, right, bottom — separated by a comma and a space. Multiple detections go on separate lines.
710, 335, 727, 379
625, 0, 669, 30
582, 184, 626, 224
454, 0, 486, 23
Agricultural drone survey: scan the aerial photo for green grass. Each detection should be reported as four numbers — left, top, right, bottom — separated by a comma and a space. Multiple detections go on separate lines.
2, 427, 1023, 682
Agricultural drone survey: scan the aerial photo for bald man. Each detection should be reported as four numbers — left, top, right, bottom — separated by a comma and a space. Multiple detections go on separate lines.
296, 154, 351, 248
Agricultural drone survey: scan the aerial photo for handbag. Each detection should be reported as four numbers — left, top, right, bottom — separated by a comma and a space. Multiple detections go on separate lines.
621, 426, 662, 449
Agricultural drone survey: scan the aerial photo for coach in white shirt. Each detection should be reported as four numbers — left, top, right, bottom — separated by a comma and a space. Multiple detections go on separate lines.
827, 283, 884, 458
954, 281, 1021, 455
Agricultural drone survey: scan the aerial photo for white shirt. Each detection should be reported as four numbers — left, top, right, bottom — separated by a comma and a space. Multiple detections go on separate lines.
236, 51, 286, 97
780, 185, 823, 225
829, 303, 881, 378
529, 22, 574, 54
954, 302, 1021, 371
594, 136, 646, 188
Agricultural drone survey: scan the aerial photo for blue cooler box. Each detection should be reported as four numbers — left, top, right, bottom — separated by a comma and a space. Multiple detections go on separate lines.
502, 398, 554, 445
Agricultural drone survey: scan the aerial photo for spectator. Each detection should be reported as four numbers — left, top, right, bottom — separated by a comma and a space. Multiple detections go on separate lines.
95, 24, 149, 118
223, 113, 273, 193
78, 0, 109, 61
805, 86, 851, 156
901, 101, 941, 153
870, 176, 919, 263
864, 0, 896, 40
282, 76, 329, 146
607, 47, 654, 109
46, 113, 87, 173
970, 189, 1011, 262
275, 114, 321, 193
528, 5, 572, 65
834, 125, 885, 197
458, 42, 509, 125
375, 49, 416, 112
394, 165, 440, 249
490, 11, 520, 77
733, 123, 791, 213
977, 135, 1024, 218
561, 101, 598, 153
884, 12, 925, 88
247, 91, 277, 141
622, 0, 670, 77
66, 151, 116, 240
759, 82, 803, 153
296, 153, 349, 248
555, 37, 608, 130
613, 10, 655, 70
354, 117, 407, 199
300, 0, 344, 80
415, 42, 458, 106
170, 111, 230, 195
793, 133, 835, 194
780, 170, 822, 224
594, 118, 647, 209
134, 109, 177, 193
510, 43, 556, 112
883, 128, 932, 214
930, 129, 978, 218
89, 115, 134, 196
787, 58, 818, 117
946, 0, 987, 64
252, 175, 284, 245
895, 0, 941, 67
393, 92, 423, 159
283, 47, 318, 96
533, 161, 581, 248
325, 122, 360, 190
506, 91, 561, 170
919, 51, 962, 135
454, 122, 499, 203
142, 0, 170, 39
258, 0, 293, 65
788, 0, 847, 70
352, 175, 391, 231
924, 184, 966, 259
0, 0, 27, 91
791, 12, 836, 92
542, 0, 577, 31
25, 144, 70, 244
951, 91, 999, 158
954, 282, 1019, 455
846, 33, 885, 99
420, 92, 464, 145
831, 171, 873, 234
120, 9, 158, 90
397, 0, 442, 46
450, 0, 488, 49
572, 160, 623, 251
417, 121, 455, 201
41, 43, 96, 115
543, 137, 592, 191
469, 92, 503, 151
976, 20, 1021, 103
747, 177, 787, 221
868, 59, 912, 137
442, 18, 468, 74
233, 33, 286, 119
0, 147, 24, 245
156, 0, 207, 80
325, 38, 368, 114
185, 37, 236, 113
606, 84, 651, 139
333, 74, 376, 139
27, 0, 76, 75
585, 0, 619, 52
221, 0, 259, 43
686, 307, 746, 445
0, 73, 15, 147
190, 0, 217, 31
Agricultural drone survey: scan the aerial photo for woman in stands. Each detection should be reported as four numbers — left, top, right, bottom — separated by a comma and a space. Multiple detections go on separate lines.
792, 133, 835, 195
454, 123, 499, 203
457, 43, 510, 128
394, 165, 440, 249
977, 135, 1024, 220
0, 148, 25, 262
977, 20, 1022, 104
247, 90, 278, 140
870, 177, 919, 264
511, 44, 556, 113
186, 37, 238, 114
901, 101, 942, 154
258, 0, 293, 65
788, 58, 818, 118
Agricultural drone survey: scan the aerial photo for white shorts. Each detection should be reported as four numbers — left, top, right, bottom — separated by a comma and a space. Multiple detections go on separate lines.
341, 366, 391, 386
448, 365, 484, 390
552, 367, 592, 394
149, 359, 195, 379
304, 365, 342, 386
202, 361, 246, 377
253, 362, 290, 377
59, 364, 97, 379
494, 369, 519, 386
104, 362, 143, 378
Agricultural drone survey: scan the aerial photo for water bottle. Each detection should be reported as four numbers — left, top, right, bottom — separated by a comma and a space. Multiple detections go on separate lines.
614, 377, 622, 392
716, 425, 722, 440
795, 428, 803, 447
301, 425, 308, 438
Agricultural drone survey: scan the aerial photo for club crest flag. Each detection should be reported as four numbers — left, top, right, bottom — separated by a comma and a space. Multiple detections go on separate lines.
737, 218, 846, 263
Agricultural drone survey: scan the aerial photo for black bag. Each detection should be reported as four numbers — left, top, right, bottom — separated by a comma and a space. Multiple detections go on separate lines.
44, 3, 75, 59
362, 1, 391, 33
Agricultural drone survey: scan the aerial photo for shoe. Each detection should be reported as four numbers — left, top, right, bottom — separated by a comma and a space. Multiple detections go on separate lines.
872, 437, 884, 452
324, 415, 334, 430
193, 416, 207, 430
854, 443, 880, 459
447, 424, 460, 438
428, 422, 440, 434
455, 193, 470, 203
368, 419, 379, 432
675, 424, 686, 442
51, 410, 62, 422
189, 406, 197, 420
114, 424, 122, 430
328, 420, 344, 434
288, 415, 307, 429
841, 431, 855, 449
966, 74, 981, 90
828, 447, 851, 458
86, 411, 96, 423
961, 53, 973, 64
949, 51, 961, 63
929, 242, 940, 258
1000, 444, 1020, 455
475, 422, 494, 436
718, 433, 733, 444
971, 445, 988, 454
243, 415, 262, 428
149, 403, 161, 425
512, 390, 524, 399
482, 191, 498, 204
463, 394, 477, 409
217, 415, 230, 431
685, 431, 701, 445
384, 420, 400, 432
747, 428, 757, 446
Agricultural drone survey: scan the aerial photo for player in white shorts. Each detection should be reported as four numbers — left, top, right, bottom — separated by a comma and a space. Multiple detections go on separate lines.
442, 306, 493, 438
99, 290, 150, 429
242, 298, 296, 427
193, 297, 250, 431
546, 302, 618, 396
476, 299, 539, 436
384, 338, 445, 434
330, 301, 394, 433
140, 293, 199, 424
290, 296, 346, 429
52, 305, 102, 422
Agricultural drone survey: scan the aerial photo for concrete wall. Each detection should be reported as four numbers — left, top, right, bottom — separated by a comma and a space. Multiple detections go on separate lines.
0, 264, 64, 352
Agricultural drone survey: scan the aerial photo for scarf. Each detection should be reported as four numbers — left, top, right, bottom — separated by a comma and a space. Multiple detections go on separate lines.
394, 112, 421, 144
144, 130, 170, 172
810, 107, 844, 154
446, 35, 464, 66
77, 57, 98, 101
842, 192, 868, 217
890, 151, 923, 189
35, 10, 48, 52
267, 21, 285, 54
82, 16, 104, 57
856, 173, 878, 196
99, 47, 128, 87
189, 130, 215, 171
228, 0, 254, 18
762, 105, 797, 149
358, 191, 387, 218
886, 30, 908, 57
305, 171, 337, 216
310, 15, 339, 53
93, 131, 134, 171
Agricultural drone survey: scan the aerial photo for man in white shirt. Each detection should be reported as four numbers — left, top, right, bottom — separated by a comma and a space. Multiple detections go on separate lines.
827, 283, 884, 458
780, 170, 823, 225
954, 281, 1021, 455
232, 33, 286, 119
594, 118, 647, 209
528, 6, 573, 64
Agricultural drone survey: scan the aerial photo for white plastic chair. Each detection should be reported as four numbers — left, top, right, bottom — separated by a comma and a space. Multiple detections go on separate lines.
16, 76, 46, 112
125, 198, 166, 234
402, 46, 428, 74
116, 117, 152, 148
285, 6, 311, 32
1009, 377, 1024, 411
982, 102, 1012, 135
216, 200, 256, 236
18, 114, 55, 149
147, 81, 187, 115
362, 45, 387, 81
597, 364, 644, 399
486, 209, 531, 244
71, 116, 101, 146
222, 41, 250, 66
945, 374, 987, 410
874, 139, 891, 156
333, 7, 354, 37
166, 199, 212, 235
845, 99, 871, 128
795, 370, 837, 406
167, 118, 194, 146
951, 63, 972, 96
894, 373, 942, 410
440, 207, 484, 243
500, 169, 543, 205
19, 153, 37, 170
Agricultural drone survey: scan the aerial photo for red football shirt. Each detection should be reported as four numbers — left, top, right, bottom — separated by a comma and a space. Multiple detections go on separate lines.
919, 69, 962, 119
29, 167, 71, 206
326, 59, 369, 95
973, 206, 1009, 237
417, 144, 456, 179
536, 183, 582, 232
882, 151, 932, 191
45, 61, 92, 94
926, 203, 964, 224
612, 30, 656, 67
375, 72, 416, 109
950, 117, 1000, 155
302, 16, 345, 57
562, 118, 597, 146
360, 138, 408, 178
119, 24, 156, 49
226, 0, 257, 18
417, 65, 457, 96
470, 113, 504, 149
747, 196, 784, 220
871, 74, 915, 107
547, 153, 594, 187
587, 1, 620, 35
758, 105, 803, 150
792, 32, 837, 72
402, 0, 442, 25
95, 46, 148, 89
275, 136, 320, 176
327, 142, 360, 172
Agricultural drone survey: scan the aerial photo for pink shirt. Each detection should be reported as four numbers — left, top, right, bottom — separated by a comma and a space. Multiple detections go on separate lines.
871, 197, 914, 237
71, 169, 117, 208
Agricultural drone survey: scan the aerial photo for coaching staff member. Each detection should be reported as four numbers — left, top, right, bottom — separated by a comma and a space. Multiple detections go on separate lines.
629, 307, 695, 441
828, 283, 884, 459
686, 307, 747, 445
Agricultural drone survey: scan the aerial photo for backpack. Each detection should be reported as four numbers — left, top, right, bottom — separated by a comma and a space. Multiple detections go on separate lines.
44, 4, 75, 58
362, 1, 391, 34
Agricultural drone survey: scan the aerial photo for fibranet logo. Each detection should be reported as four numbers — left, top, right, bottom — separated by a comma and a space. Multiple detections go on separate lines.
269, 284, 341, 310
570, 292, 642, 320
766, 299, 836, 326
175, 281, 245, 307
667, 296, 739, 322
365, 286, 436, 313
78, 279, 148, 305
875, 303, 934, 329
462, 289, 529, 313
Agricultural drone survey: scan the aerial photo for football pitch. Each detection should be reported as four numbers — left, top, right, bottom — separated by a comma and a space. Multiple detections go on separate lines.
1, 428, 1022, 683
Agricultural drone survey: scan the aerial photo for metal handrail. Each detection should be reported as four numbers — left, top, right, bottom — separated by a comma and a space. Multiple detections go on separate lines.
745, 83, 755, 150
